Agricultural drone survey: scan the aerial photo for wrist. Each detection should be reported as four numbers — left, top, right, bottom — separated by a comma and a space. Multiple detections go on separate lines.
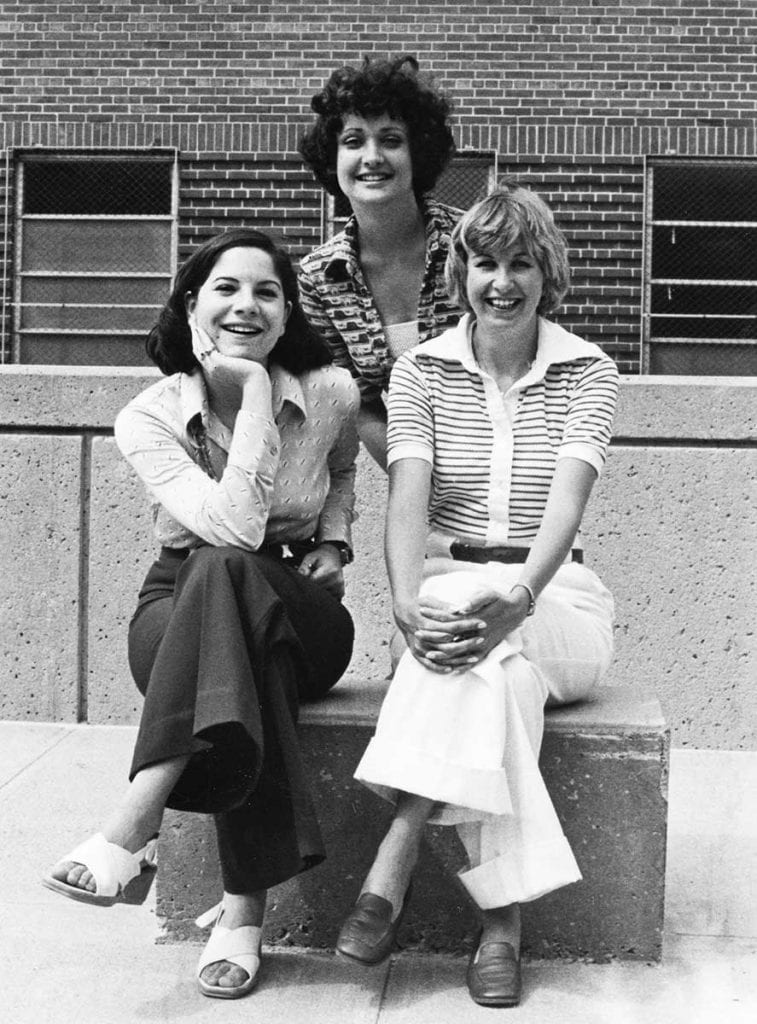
240, 367, 272, 398
393, 595, 418, 619
320, 540, 353, 566
510, 582, 536, 617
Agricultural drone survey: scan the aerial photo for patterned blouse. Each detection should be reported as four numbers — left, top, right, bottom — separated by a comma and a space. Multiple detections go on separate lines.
115, 363, 360, 551
298, 197, 461, 403
387, 315, 620, 546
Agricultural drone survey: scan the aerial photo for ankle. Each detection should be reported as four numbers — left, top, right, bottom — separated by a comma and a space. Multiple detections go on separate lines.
360, 855, 416, 921
479, 905, 521, 951
220, 891, 266, 929
100, 808, 160, 855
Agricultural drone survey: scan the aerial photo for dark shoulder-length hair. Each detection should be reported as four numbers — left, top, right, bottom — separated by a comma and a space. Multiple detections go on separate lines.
146, 229, 332, 376
299, 54, 455, 200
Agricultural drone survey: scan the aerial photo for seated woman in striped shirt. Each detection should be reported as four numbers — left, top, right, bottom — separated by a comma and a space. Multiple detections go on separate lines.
335, 185, 620, 1007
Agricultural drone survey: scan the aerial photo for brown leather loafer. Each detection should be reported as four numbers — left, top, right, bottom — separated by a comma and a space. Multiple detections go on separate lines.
336, 890, 409, 966
466, 939, 522, 1007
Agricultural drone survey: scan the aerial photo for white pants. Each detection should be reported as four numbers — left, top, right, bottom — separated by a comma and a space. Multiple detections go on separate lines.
354, 559, 614, 909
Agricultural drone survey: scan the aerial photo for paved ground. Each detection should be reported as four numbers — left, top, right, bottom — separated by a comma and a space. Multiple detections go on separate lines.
1, 721, 755, 1024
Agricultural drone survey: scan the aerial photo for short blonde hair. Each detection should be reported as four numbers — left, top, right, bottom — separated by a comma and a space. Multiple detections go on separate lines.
445, 183, 570, 316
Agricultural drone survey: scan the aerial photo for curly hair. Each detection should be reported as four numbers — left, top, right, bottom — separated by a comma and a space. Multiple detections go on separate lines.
445, 183, 571, 317
299, 54, 455, 199
146, 229, 333, 376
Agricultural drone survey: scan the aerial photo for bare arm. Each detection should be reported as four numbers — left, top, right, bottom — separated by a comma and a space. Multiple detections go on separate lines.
513, 456, 597, 600
357, 399, 388, 472
385, 457, 431, 614
386, 458, 486, 671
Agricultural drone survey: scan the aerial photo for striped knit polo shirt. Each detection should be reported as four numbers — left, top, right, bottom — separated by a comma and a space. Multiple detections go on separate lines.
386, 314, 620, 546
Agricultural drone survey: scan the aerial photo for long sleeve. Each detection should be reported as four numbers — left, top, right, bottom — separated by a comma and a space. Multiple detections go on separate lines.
315, 390, 360, 546
115, 397, 280, 550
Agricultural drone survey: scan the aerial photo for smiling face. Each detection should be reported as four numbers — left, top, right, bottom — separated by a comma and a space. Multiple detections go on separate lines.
336, 113, 414, 207
465, 240, 544, 340
185, 246, 291, 366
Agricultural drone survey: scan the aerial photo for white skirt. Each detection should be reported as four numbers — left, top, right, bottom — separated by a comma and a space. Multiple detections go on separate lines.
354, 559, 614, 909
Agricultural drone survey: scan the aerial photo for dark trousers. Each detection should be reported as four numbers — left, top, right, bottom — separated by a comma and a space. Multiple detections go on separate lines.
127, 544, 354, 893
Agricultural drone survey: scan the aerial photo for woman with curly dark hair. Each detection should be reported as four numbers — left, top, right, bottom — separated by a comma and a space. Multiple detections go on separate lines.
299, 54, 462, 469
43, 229, 360, 1002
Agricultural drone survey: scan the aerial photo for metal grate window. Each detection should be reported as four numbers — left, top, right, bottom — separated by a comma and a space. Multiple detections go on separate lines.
12, 152, 177, 366
321, 151, 496, 240
643, 159, 757, 375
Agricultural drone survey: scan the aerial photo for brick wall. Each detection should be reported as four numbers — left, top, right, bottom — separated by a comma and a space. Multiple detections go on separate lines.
1, 1, 756, 372
179, 153, 322, 256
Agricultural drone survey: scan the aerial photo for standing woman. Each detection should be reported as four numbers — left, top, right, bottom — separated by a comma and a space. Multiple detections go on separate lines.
43, 229, 359, 1001
335, 186, 619, 1007
298, 54, 461, 469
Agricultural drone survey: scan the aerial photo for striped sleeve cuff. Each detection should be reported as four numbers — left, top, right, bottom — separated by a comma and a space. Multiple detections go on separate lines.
557, 441, 606, 476
387, 441, 434, 466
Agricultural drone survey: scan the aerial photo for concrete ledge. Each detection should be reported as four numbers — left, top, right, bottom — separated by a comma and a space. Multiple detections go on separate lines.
156, 683, 669, 962
1, 367, 755, 751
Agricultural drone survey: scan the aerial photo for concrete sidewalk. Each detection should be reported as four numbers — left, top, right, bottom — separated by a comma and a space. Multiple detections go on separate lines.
1, 721, 755, 1024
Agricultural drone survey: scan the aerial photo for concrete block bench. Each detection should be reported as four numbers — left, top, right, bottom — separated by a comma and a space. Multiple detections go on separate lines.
155, 681, 669, 962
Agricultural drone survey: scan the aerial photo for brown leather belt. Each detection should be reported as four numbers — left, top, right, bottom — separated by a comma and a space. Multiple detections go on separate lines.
449, 543, 583, 565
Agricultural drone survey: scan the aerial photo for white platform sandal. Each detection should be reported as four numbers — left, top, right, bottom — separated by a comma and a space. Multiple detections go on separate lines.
196, 903, 263, 1000
42, 832, 158, 907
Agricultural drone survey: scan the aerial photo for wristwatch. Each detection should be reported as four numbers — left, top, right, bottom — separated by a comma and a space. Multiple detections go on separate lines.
321, 540, 354, 566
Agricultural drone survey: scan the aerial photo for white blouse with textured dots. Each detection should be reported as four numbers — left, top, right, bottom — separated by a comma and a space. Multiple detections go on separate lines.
115, 363, 360, 552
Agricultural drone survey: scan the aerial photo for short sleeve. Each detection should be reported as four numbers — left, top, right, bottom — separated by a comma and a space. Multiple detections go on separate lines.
558, 357, 620, 476
386, 353, 435, 466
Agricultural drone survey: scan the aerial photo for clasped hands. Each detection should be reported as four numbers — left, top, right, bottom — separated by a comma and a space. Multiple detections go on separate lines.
395, 585, 531, 674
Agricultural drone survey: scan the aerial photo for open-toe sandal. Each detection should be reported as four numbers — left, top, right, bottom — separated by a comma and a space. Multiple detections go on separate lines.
42, 832, 158, 907
196, 903, 262, 1000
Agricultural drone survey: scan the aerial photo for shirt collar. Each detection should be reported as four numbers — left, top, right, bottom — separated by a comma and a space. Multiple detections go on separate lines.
434, 315, 601, 386
269, 363, 307, 417
323, 195, 451, 281
422, 197, 455, 260
527, 318, 602, 384
180, 364, 307, 436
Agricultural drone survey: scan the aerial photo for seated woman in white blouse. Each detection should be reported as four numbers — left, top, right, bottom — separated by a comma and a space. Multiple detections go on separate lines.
43, 229, 360, 1002
335, 185, 619, 1008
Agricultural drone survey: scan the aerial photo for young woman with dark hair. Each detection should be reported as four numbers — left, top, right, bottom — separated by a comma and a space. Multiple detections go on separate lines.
43, 229, 360, 1002
298, 55, 462, 469
147, 228, 332, 376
